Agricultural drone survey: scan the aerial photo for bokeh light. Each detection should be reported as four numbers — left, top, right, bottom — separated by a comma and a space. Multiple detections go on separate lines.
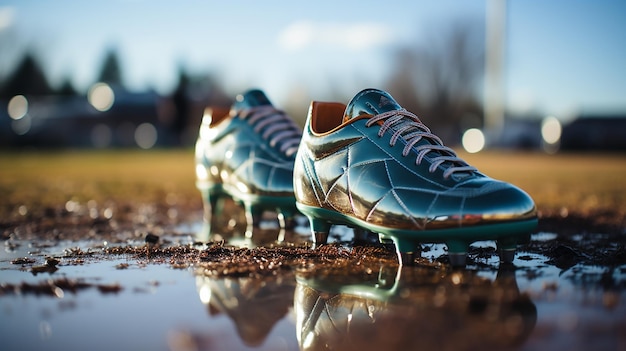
462, 128, 485, 153
91, 123, 112, 148
8, 95, 28, 120
135, 123, 157, 149
198, 282, 211, 304
88, 83, 115, 112
541, 116, 562, 144
11, 115, 31, 135
195, 164, 208, 181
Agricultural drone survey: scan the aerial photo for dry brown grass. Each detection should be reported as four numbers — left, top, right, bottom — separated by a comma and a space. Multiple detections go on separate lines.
0, 150, 198, 217
1, 149, 625, 221
460, 150, 626, 214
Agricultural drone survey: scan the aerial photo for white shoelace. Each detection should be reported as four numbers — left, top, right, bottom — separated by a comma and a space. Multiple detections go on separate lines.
241, 105, 302, 157
366, 109, 477, 178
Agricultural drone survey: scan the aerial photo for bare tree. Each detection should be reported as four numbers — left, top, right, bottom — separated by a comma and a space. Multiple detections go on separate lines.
385, 48, 424, 117
385, 19, 484, 144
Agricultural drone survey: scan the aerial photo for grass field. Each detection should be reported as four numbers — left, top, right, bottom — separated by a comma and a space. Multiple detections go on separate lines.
461, 150, 626, 214
1, 149, 625, 222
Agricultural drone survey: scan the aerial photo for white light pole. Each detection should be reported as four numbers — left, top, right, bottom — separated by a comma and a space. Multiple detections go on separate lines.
484, 0, 507, 140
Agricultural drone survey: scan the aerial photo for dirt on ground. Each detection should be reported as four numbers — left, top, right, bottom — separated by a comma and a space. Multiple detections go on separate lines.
2, 197, 625, 283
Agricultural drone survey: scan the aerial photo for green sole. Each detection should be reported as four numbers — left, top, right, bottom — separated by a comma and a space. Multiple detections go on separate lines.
197, 182, 296, 211
297, 203, 537, 265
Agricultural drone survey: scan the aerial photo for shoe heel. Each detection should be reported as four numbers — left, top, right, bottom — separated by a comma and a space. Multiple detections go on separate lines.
306, 216, 331, 247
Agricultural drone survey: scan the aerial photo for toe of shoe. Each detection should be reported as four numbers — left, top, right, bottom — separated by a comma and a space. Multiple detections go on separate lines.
462, 183, 536, 225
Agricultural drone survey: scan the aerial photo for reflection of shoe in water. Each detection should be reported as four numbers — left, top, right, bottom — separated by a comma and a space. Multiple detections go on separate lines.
293, 88, 537, 266
196, 274, 296, 347
195, 89, 302, 239
295, 266, 537, 351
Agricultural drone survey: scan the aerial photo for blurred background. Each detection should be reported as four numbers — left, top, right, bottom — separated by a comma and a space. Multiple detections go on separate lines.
1, 0, 625, 153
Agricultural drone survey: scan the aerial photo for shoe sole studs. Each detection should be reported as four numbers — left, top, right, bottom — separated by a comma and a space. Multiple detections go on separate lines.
298, 203, 536, 267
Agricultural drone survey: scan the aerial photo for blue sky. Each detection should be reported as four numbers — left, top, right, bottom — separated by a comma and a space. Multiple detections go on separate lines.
1, 0, 625, 119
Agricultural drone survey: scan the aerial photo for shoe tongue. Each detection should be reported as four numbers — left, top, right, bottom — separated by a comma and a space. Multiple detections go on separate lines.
343, 88, 403, 122
234, 89, 273, 110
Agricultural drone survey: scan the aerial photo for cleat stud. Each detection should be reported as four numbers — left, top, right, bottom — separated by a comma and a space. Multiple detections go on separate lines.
307, 215, 331, 247
392, 238, 420, 266
446, 240, 469, 267
277, 211, 296, 230
199, 190, 227, 237
497, 237, 519, 264
399, 251, 419, 266
313, 231, 329, 247
244, 204, 263, 239
200, 190, 217, 222
378, 235, 397, 251
499, 248, 516, 264
277, 229, 286, 243
209, 196, 220, 216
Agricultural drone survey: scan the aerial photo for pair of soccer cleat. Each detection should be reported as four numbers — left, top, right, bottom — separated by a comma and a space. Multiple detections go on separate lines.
195, 89, 537, 266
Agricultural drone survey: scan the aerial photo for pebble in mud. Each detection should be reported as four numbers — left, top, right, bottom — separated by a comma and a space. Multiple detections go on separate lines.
45, 257, 60, 267
145, 233, 159, 244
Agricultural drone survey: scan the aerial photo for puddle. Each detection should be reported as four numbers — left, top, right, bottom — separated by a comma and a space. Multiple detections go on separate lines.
1, 221, 625, 350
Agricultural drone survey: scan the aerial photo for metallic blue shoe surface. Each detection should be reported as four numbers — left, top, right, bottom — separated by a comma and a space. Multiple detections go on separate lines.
195, 89, 301, 234
293, 88, 537, 264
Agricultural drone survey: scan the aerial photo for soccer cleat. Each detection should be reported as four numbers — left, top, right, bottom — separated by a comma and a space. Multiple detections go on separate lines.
293, 88, 537, 266
195, 89, 302, 239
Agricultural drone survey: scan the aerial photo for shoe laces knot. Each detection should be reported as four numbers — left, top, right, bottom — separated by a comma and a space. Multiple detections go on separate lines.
366, 109, 477, 178
240, 105, 302, 157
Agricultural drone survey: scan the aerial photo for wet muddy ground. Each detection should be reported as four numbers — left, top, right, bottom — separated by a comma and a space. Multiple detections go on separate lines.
1, 151, 625, 351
